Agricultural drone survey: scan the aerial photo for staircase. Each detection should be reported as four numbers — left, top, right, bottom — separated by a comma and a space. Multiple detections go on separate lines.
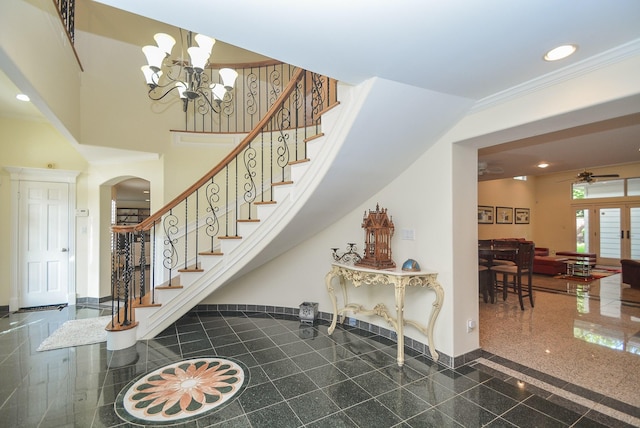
107, 70, 355, 350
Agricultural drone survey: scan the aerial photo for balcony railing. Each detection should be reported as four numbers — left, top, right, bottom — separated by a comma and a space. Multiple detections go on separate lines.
109, 67, 338, 331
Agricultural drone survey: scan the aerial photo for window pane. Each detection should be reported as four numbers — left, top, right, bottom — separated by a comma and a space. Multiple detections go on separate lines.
572, 179, 624, 199
628, 178, 640, 196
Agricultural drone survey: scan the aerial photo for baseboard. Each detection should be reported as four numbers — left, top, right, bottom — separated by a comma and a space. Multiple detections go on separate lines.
190, 303, 460, 368
76, 296, 112, 306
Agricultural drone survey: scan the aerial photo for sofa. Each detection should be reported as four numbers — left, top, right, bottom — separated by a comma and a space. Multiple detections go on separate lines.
533, 248, 568, 275
621, 259, 640, 289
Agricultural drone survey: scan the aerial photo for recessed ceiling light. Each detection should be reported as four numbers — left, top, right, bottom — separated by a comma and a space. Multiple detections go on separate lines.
537, 162, 549, 168
16, 94, 30, 102
544, 44, 577, 61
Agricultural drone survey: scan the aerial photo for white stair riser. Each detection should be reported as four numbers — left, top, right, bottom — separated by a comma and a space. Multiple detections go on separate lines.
237, 221, 260, 236
220, 238, 242, 254
273, 184, 292, 202
155, 287, 184, 305
257, 203, 277, 219
291, 162, 310, 183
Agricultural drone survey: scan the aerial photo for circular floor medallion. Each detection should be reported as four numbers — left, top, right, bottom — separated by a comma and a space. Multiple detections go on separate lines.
115, 357, 247, 425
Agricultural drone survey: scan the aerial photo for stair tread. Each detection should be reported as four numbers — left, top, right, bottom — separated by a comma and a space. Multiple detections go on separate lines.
105, 320, 139, 332
304, 133, 324, 143
290, 158, 310, 165
199, 251, 224, 256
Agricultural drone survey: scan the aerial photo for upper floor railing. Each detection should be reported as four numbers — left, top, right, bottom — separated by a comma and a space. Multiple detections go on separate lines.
109, 67, 338, 330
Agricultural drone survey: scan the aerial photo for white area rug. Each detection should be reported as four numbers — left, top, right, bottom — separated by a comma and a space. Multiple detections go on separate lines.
37, 316, 112, 351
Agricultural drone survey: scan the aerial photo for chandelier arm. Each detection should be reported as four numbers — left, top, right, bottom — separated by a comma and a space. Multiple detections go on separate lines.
147, 84, 182, 102
197, 89, 216, 109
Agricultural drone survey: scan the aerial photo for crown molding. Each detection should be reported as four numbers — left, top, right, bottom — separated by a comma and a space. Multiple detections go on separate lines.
471, 38, 640, 113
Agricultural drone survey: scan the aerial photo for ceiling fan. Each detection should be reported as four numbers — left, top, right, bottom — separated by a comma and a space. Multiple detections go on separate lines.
574, 170, 620, 184
478, 162, 504, 176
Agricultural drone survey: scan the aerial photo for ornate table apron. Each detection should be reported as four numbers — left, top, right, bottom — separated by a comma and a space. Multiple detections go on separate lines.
325, 263, 444, 366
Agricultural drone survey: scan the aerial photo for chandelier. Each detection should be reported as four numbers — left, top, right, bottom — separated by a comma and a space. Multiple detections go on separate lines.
141, 31, 238, 112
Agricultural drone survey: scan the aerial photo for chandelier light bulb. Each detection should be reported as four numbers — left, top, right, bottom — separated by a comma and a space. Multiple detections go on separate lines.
219, 68, 238, 90
142, 45, 166, 72
175, 82, 188, 99
153, 33, 176, 56
210, 83, 227, 102
141, 66, 160, 86
188, 46, 210, 71
194, 34, 215, 53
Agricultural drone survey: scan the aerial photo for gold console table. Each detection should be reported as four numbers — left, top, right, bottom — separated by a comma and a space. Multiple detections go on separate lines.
325, 263, 444, 366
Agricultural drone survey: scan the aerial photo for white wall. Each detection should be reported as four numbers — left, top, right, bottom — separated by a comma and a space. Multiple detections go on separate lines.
206, 136, 475, 360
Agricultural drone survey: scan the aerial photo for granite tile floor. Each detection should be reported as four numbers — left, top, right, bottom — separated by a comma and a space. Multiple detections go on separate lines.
1, 287, 639, 427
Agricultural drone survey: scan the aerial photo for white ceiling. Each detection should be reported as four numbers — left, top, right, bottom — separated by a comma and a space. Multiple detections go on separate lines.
2, 0, 640, 180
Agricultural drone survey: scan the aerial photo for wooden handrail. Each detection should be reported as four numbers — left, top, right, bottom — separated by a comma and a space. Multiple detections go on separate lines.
134, 68, 306, 232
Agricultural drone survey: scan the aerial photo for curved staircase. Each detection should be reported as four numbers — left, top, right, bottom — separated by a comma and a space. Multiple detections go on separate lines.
107, 72, 356, 350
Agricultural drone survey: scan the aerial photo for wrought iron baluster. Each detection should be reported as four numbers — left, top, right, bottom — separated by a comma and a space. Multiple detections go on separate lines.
163, 209, 179, 286
195, 189, 199, 268
184, 197, 188, 270
152, 222, 156, 304
205, 177, 221, 251
243, 144, 257, 219
139, 231, 146, 304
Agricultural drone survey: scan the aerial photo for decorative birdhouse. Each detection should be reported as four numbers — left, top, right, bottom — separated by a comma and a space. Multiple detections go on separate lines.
355, 204, 396, 270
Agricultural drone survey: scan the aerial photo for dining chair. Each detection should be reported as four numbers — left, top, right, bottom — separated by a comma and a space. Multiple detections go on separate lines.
478, 264, 492, 303
478, 239, 492, 266
491, 239, 518, 265
490, 241, 535, 310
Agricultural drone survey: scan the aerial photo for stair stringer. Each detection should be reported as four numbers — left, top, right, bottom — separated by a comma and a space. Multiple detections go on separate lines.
132, 80, 374, 340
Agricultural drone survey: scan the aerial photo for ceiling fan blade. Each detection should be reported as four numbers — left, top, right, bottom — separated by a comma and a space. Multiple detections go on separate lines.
591, 174, 620, 178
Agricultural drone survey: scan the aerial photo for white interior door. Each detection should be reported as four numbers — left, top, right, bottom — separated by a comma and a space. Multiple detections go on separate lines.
19, 181, 70, 308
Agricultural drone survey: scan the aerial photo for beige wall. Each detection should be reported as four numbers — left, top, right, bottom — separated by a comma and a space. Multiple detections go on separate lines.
533, 163, 640, 255
479, 162, 640, 254
478, 177, 536, 241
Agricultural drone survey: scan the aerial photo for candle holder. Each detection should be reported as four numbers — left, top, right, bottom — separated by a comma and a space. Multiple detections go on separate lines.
331, 243, 362, 265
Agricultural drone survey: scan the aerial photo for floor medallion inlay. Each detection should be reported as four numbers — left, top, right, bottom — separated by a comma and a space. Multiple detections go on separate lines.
115, 357, 247, 425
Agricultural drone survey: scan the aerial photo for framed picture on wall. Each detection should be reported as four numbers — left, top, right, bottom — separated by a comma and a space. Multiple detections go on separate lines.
478, 206, 494, 224
515, 207, 530, 224
496, 206, 513, 224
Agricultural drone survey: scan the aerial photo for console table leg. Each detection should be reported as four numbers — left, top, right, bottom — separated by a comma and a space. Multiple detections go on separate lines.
395, 281, 406, 366
325, 270, 338, 335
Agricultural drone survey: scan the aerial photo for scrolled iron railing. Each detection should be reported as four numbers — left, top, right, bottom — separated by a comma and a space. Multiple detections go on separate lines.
109, 67, 338, 331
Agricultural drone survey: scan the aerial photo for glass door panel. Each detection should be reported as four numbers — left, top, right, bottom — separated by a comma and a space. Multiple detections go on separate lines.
628, 206, 640, 259
599, 207, 621, 261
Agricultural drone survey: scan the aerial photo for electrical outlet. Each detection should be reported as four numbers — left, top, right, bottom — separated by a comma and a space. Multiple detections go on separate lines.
467, 319, 476, 333
401, 228, 415, 240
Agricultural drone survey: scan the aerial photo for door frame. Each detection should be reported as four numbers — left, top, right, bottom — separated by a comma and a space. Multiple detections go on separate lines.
6, 166, 80, 312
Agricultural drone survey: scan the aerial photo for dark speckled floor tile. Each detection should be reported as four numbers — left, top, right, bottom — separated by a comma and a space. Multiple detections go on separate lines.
2, 308, 638, 428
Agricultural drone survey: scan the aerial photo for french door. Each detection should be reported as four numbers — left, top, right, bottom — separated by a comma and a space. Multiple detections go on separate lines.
575, 203, 640, 265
